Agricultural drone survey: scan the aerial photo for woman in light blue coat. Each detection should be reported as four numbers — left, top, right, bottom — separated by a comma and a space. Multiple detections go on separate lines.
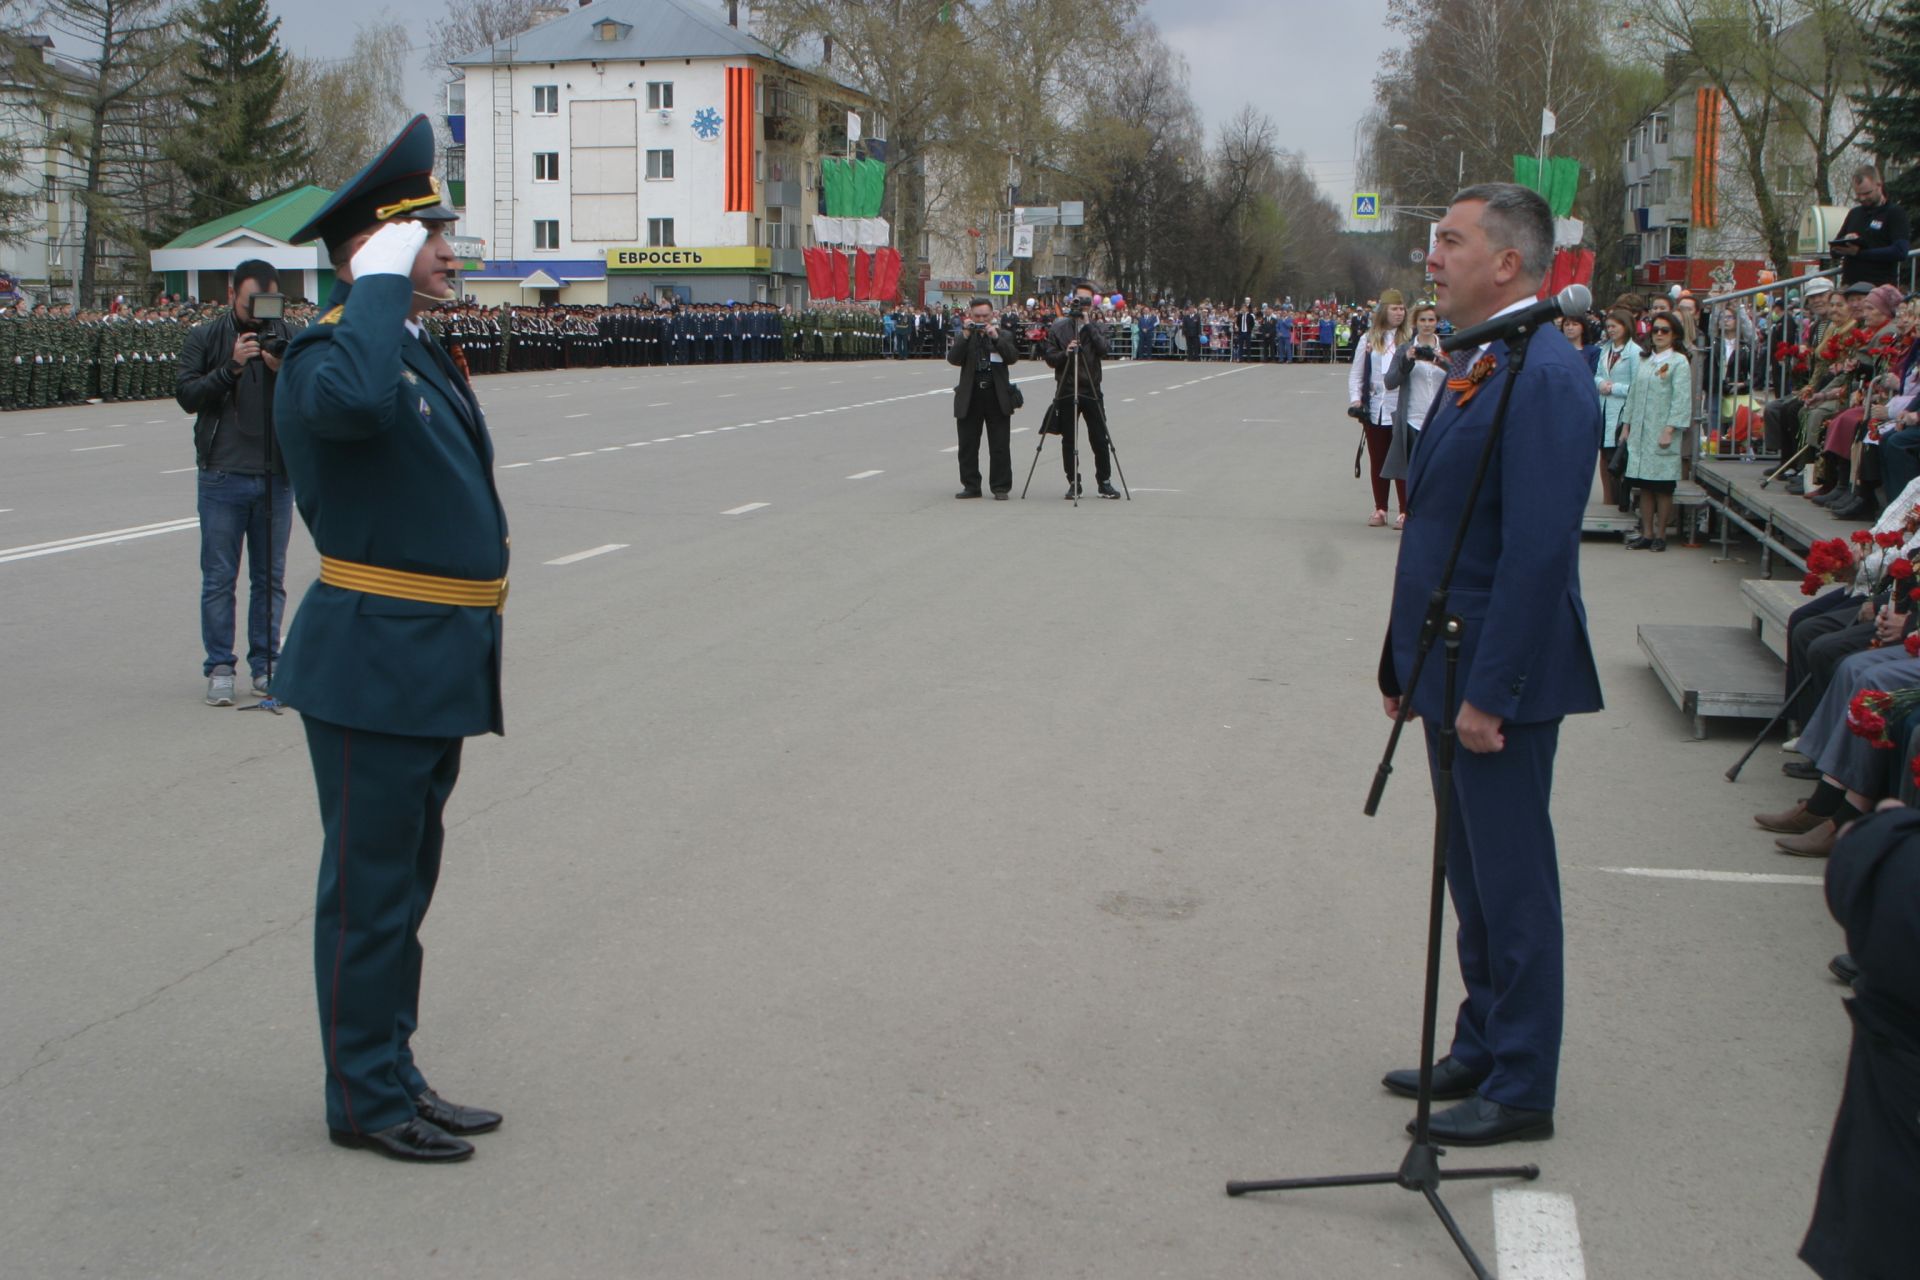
1622, 312, 1693, 551
1593, 309, 1641, 507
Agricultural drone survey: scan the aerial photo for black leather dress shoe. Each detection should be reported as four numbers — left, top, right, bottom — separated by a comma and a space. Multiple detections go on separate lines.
414, 1088, 503, 1136
955, 488, 982, 499
1783, 759, 1822, 781
330, 1117, 474, 1162
1408, 1095, 1554, 1146
1830, 953, 1861, 987
1382, 1055, 1487, 1101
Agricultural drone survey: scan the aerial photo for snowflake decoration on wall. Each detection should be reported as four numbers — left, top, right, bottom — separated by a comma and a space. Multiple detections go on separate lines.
691, 107, 723, 140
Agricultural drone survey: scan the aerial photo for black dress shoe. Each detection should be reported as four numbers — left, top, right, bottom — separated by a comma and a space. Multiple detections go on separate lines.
1097, 481, 1121, 499
992, 491, 1008, 500
955, 488, 982, 499
1783, 759, 1822, 781
1625, 535, 1652, 550
1830, 494, 1872, 520
415, 1088, 503, 1136
1408, 1094, 1554, 1146
1830, 953, 1861, 987
330, 1117, 474, 1162
1382, 1055, 1488, 1101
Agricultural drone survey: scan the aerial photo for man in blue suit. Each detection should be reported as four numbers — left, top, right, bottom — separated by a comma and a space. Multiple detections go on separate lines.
1376, 183, 1604, 1146
274, 116, 511, 1163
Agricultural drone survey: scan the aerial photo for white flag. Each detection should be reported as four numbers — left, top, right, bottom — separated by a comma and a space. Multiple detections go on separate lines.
848, 111, 862, 143
1540, 107, 1557, 139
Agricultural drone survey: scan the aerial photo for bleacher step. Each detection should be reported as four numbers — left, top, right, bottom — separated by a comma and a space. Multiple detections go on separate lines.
1742, 580, 1839, 661
1637, 624, 1785, 739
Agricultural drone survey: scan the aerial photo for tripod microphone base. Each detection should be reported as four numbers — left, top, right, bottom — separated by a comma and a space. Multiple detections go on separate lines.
1227, 1141, 1538, 1280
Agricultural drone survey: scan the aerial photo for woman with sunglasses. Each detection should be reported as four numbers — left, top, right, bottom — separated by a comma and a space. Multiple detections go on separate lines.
1621, 313, 1693, 550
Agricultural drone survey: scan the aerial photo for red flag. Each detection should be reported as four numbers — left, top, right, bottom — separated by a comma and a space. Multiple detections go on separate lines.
802, 247, 831, 297
855, 249, 873, 300
872, 248, 901, 302
724, 67, 756, 213
830, 251, 851, 301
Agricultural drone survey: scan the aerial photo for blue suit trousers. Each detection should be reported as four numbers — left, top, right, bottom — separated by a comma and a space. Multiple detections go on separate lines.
304, 715, 464, 1134
1424, 716, 1564, 1112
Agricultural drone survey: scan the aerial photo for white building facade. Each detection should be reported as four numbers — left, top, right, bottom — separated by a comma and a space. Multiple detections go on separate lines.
449, 0, 868, 308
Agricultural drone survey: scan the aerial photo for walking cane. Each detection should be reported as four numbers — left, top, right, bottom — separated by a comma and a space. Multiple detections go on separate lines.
1726, 674, 1812, 782
1761, 442, 1815, 489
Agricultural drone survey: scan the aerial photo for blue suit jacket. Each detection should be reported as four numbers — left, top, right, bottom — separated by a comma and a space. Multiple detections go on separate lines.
271, 275, 510, 738
1380, 330, 1603, 725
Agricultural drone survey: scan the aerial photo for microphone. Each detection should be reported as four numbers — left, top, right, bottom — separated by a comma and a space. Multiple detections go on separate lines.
1439, 284, 1591, 353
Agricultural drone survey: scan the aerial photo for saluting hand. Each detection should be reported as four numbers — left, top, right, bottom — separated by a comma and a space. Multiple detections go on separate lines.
351, 219, 430, 280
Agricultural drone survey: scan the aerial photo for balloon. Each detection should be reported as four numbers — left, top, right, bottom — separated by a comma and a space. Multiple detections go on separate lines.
1026, 297, 1037, 307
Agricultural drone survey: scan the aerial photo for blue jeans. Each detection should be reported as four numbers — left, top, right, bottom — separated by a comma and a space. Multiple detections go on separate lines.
198, 469, 291, 677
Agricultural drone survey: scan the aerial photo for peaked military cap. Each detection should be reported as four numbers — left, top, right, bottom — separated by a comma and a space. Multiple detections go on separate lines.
291, 114, 458, 252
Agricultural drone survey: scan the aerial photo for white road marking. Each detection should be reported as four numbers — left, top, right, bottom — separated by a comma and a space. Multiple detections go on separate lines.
500, 462, 532, 468
1011, 427, 1029, 434
72, 443, 125, 452
695, 429, 717, 434
145, 419, 164, 424
0, 516, 199, 564
718, 393, 736, 398
938, 445, 960, 453
1242, 418, 1286, 423
545, 543, 629, 566
161, 466, 196, 474
653, 437, 674, 443
722, 502, 769, 516
597, 446, 622, 452
1493, 1190, 1587, 1280
567, 451, 595, 457
647, 401, 672, 407
1121, 397, 1136, 402
674, 433, 696, 439
847, 469, 884, 479
566, 413, 590, 419
539, 456, 567, 462
1598, 867, 1823, 886
24, 431, 45, 436
65, 426, 88, 432
545, 393, 570, 399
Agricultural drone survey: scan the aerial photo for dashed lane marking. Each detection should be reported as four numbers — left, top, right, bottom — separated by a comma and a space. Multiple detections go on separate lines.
1597, 867, 1823, 886
722, 502, 769, 516
0, 516, 199, 565
545, 543, 629, 566
847, 470, 884, 479
1493, 1190, 1587, 1280
566, 413, 590, 419
161, 466, 196, 474
73, 443, 125, 452
938, 445, 960, 453
501, 462, 532, 468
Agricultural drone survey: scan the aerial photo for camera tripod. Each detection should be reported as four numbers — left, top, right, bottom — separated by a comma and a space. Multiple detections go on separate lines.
1019, 328, 1130, 505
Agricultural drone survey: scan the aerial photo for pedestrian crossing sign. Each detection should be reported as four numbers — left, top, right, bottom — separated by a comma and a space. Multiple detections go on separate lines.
1354, 193, 1380, 219
989, 271, 1014, 296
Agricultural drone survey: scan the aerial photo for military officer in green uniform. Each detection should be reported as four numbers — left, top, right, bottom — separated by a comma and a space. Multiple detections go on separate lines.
272, 115, 509, 1164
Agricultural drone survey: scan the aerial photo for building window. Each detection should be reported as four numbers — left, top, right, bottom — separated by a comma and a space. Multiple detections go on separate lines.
533, 85, 559, 115
1652, 114, 1669, 145
446, 152, 466, 182
535, 219, 560, 249
1651, 170, 1671, 204
753, 216, 762, 247
756, 149, 765, 182
646, 81, 673, 111
534, 152, 559, 182
648, 217, 675, 247
1628, 132, 1638, 162
766, 206, 784, 248
646, 149, 674, 180
1668, 226, 1688, 257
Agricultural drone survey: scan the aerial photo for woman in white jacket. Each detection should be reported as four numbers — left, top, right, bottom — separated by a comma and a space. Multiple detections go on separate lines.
1348, 289, 1411, 526
1593, 309, 1642, 509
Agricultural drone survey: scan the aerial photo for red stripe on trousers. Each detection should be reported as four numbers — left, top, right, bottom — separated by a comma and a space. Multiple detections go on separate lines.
328, 730, 358, 1133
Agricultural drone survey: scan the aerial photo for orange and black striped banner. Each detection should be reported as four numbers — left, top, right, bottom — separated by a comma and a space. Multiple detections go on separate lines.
1692, 87, 1720, 230
724, 66, 756, 213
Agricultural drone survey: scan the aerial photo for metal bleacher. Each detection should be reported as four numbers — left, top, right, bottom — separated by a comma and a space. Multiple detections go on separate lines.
1634, 453, 1860, 737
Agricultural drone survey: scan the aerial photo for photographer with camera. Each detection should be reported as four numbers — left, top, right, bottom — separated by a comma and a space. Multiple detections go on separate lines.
1831, 165, 1910, 289
947, 297, 1021, 499
1043, 281, 1122, 499
176, 259, 295, 706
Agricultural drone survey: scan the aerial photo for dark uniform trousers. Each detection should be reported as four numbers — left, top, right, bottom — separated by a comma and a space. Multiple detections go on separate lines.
304, 715, 464, 1134
957, 394, 1012, 494
1785, 590, 1875, 726
1426, 716, 1564, 1113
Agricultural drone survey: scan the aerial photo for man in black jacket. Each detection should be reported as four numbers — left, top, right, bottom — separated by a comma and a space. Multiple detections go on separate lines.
1043, 281, 1121, 499
174, 259, 295, 706
1832, 165, 1910, 288
947, 297, 1020, 499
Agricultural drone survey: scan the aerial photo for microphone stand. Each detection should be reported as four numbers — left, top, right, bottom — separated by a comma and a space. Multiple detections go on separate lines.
1226, 320, 1551, 1279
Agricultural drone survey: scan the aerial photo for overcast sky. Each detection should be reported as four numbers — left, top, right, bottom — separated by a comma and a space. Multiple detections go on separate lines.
259, 0, 1393, 214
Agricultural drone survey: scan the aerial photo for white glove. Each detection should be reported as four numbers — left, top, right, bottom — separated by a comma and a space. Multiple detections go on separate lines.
350, 220, 429, 280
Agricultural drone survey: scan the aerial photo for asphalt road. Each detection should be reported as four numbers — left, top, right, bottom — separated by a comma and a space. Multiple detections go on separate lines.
0, 353, 1847, 1278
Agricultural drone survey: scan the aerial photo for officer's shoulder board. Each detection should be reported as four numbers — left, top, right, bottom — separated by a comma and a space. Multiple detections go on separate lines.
317, 305, 345, 326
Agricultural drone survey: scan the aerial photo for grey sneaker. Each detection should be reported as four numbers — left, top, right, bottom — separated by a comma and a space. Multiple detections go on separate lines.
206, 665, 235, 706
251, 673, 271, 698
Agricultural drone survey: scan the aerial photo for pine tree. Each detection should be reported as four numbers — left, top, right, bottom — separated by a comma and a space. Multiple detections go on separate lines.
163, 0, 307, 236
1858, 0, 1920, 210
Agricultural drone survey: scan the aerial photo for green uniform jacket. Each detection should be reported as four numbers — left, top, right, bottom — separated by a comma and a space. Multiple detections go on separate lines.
271, 274, 510, 738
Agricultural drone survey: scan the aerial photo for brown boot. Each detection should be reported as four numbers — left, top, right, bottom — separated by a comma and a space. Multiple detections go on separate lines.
1754, 800, 1824, 833
1776, 822, 1838, 857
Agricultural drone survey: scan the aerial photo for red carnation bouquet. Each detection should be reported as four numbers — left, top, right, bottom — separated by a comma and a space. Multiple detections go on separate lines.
1846, 687, 1920, 748
1801, 537, 1859, 595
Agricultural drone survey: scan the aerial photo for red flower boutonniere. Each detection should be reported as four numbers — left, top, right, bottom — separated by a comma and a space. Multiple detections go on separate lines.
1447, 354, 1498, 407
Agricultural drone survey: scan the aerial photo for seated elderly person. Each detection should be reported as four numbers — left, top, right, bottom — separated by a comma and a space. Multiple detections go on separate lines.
1779, 477, 1920, 760
1756, 608, 1920, 856
1813, 284, 1903, 519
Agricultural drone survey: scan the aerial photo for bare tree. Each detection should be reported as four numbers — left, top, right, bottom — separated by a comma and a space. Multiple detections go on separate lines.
287, 21, 411, 189
421, 0, 551, 75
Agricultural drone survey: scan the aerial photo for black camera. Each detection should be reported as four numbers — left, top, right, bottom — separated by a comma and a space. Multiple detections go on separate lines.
966, 320, 986, 332
260, 334, 289, 357
1412, 345, 1437, 362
